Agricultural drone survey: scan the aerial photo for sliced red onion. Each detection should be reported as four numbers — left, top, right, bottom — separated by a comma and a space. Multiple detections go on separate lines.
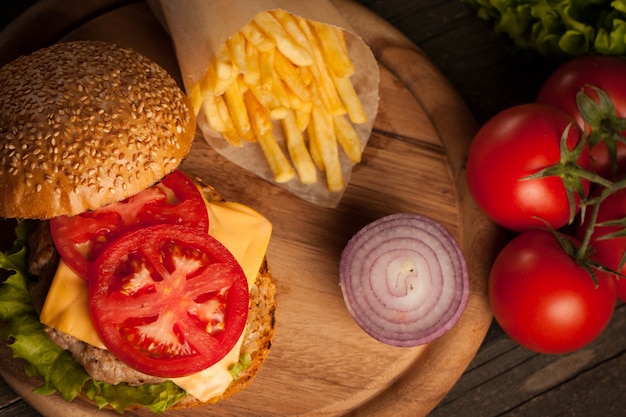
339, 213, 469, 347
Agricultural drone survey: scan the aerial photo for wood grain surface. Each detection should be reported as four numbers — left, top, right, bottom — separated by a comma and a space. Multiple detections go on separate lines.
0, 0, 500, 416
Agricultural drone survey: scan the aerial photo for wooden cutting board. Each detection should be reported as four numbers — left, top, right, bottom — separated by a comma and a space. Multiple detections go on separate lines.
0, 0, 501, 415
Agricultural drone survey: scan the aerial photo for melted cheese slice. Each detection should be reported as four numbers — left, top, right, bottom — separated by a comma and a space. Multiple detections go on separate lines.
39, 200, 272, 402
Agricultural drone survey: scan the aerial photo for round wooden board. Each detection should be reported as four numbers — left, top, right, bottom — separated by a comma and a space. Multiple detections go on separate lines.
0, 0, 501, 416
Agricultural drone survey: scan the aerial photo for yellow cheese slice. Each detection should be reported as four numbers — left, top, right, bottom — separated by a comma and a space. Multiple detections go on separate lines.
39, 199, 272, 401
41, 261, 107, 348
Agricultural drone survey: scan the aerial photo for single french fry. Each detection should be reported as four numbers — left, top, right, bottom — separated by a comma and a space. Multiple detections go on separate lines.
306, 83, 329, 173
215, 94, 242, 147
203, 92, 226, 132
273, 50, 311, 103
227, 31, 248, 76
213, 56, 238, 96
295, 106, 312, 131
216, 93, 230, 122
246, 88, 294, 183
271, 74, 292, 110
306, 121, 325, 172
224, 77, 253, 141
199, 60, 218, 94
259, 47, 275, 95
332, 74, 367, 124
243, 41, 261, 86
244, 89, 272, 136
270, 9, 313, 54
258, 130, 295, 183
214, 44, 235, 81
281, 109, 317, 184
269, 107, 289, 120
310, 103, 344, 192
188, 83, 203, 115
316, 73, 346, 116
311, 21, 355, 78
298, 65, 314, 86
254, 11, 313, 67
333, 114, 362, 163
336, 25, 349, 52
240, 21, 275, 52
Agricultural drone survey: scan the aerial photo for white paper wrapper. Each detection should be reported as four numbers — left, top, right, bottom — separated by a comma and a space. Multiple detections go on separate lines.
149, 0, 379, 207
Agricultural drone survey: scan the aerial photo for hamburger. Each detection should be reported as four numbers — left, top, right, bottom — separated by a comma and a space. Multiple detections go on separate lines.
0, 40, 276, 413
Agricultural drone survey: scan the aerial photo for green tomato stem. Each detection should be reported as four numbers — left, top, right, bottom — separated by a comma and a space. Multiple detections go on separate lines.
577, 177, 626, 261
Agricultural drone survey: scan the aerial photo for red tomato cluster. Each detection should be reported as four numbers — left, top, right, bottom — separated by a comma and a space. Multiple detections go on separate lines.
467, 55, 626, 354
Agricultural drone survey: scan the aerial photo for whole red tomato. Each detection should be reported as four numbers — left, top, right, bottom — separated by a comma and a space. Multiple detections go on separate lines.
537, 55, 626, 179
576, 186, 626, 302
466, 103, 590, 232
489, 230, 616, 354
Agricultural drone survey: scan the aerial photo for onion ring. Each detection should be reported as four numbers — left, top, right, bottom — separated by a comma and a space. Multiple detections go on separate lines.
339, 213, 469, 347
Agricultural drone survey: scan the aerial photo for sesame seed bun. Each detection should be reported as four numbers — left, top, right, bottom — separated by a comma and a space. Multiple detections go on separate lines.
0, 41, 196, 219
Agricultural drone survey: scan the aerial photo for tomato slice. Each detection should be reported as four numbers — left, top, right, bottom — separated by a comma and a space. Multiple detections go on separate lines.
89, 224, 249, 378
50, 170, 209, 280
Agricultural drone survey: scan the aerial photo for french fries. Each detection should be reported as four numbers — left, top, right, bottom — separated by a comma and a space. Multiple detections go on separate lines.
245, 90, 295, 183
282, 109, 317, 184
198, 9, 368, 190
310, 99, 344, 192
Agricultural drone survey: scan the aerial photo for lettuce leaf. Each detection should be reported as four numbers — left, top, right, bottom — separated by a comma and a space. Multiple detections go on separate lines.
0, 220, 187, 414
463, 0, 626, 58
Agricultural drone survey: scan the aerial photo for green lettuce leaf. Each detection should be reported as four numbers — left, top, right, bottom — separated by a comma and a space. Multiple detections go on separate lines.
463, 0, 626, 58
0, 220, 187, 414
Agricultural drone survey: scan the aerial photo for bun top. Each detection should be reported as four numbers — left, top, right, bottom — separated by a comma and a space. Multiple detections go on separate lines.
0, 41, 196, 219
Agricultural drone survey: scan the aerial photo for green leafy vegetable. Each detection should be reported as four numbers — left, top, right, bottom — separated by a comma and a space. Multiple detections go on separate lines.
229, 352, 251, 380
463, 0, 626, 58
0, 220, 187, 414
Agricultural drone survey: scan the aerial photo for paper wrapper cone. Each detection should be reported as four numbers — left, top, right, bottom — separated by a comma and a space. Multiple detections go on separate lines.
149, 0, 379, 207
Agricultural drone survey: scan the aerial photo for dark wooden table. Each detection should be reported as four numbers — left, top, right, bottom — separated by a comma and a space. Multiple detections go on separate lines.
1, 1, 625, 416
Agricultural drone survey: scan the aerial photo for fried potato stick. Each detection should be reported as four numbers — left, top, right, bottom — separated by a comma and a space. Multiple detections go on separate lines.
282, 109, 317, 184
244, 90, 295, 182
